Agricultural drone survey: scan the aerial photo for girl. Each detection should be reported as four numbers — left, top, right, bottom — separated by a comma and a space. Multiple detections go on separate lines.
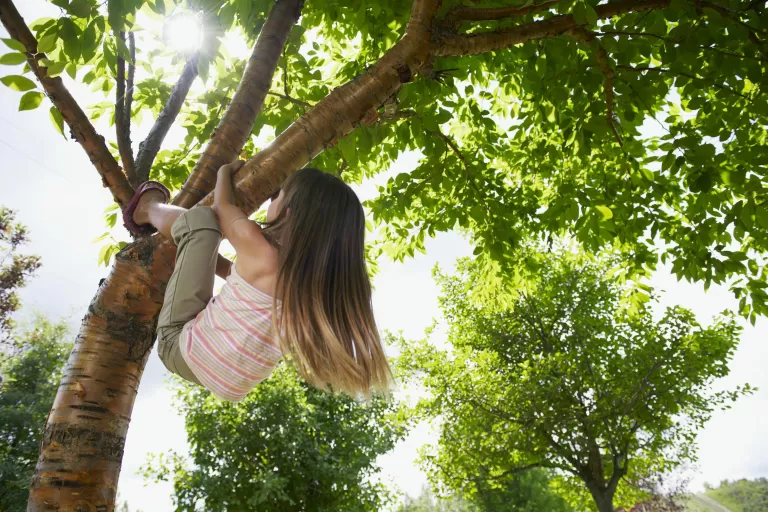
123, 162, 392, 401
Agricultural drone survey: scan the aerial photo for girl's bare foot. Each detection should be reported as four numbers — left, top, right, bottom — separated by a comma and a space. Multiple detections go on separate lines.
132, 189, 167, 226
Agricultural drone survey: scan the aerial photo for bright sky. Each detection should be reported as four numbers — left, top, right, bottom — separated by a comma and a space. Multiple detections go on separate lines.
1, 2, 767, 511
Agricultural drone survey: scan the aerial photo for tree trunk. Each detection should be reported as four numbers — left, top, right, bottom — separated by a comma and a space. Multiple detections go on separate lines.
26, 0, 440, 508
27, 238, 170, 511
589, 487, 616, 512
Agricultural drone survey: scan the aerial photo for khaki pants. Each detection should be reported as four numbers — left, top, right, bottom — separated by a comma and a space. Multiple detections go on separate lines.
157, 206, 222, 385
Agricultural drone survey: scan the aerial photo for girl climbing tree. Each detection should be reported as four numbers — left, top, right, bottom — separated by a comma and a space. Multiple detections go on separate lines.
0, 0, 766, 509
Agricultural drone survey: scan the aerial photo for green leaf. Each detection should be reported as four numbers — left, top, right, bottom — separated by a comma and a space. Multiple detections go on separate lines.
584, 4, 598, 24
1, 38, 26, 52
1, 75, 36, 92
65, 61, 77, 79
19, 91, 44, 111
37, 34, 57, 54
81, 19, 101, 63
49, 106, 65, 138
572, 2, 587, 24
68, 0, 92, 18
596, 205, 613, 220
0, 53, 26, 65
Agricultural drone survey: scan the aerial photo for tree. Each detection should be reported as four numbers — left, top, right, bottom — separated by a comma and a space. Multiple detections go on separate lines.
398, 486, 477, 512
0, 0, 765, 508
398, 251, 752, 512
141, 365, 405, 512
397, 470, 573, 512
0, 207, 41, 344
0, 317, 71, 511
702, 478, 768, 511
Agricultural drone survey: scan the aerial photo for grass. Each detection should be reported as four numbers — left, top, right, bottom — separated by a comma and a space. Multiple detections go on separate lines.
705, 489, 743, 512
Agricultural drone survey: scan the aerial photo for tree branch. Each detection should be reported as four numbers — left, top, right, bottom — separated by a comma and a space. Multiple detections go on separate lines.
616, 65, 753, 101
568, 27, 623, 147
267, 90, 313, 107
173, 0, 305, 208
441, 0, 560, 28
133, 54, 200, 183
116, 32, 137, 186
599, 30, 767, 61
0, 0, 135, 208
435, 0, 672, 57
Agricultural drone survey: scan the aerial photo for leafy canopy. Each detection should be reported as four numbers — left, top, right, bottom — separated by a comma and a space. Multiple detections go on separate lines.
141, 365, 406, 512
1, 0, 767, 315
397, 250, 751, 511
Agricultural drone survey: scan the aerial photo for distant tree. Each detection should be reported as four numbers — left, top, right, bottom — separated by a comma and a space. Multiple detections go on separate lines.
705, 478, 768, 511
142, 365, 406, 512
398, 487, 476, 512
399, 251, 753, 512
0, 317, 71, 511
0, 207, 40, 343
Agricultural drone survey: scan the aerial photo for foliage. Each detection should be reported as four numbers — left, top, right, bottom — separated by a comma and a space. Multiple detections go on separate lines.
398, 486, 477, 512
704, 478, 768, 512
0, 207, 41, 344
142, 364, 406, 512
1, 0, 766, 316
397, 249, 752, 512
0, 317, 71, 511
397, 469, 574, 512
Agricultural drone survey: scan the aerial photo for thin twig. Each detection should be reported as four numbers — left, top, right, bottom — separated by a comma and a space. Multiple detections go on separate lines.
617, 65, 753, 101
599, 30, 766, 61
267, 90, 312, 107
568, 27, 623, 147
116, 32, 136, 185
126, 32, 135, 130
134, 54, 200, 182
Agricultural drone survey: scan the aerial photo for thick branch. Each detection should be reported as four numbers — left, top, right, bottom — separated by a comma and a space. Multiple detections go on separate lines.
568, 27, 623, 147
133, 54, 199, 183
442, 0, 559, 28
0, 0, 135, 207
116, 32, 136, 186
196, 1, 439, 213
435, 0, 672, 57
173, 0, 305, 208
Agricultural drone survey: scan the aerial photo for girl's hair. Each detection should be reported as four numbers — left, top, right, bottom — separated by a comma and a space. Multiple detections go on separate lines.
262, 168, 392, 396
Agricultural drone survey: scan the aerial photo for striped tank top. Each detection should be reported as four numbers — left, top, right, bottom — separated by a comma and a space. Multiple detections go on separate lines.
180, 266, 282, 402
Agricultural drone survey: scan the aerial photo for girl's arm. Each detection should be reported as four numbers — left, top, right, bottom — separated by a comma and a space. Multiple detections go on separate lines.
213, 161, 271, 257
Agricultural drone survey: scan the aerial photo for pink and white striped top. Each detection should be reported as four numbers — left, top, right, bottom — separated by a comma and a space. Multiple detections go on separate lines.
180, 266, 282, 402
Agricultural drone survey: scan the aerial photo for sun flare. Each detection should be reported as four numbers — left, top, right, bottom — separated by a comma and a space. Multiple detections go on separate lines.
164, 14, 202, 54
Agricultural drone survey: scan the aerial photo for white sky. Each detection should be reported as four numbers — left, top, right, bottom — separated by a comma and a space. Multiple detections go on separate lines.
1, 2, 766, 511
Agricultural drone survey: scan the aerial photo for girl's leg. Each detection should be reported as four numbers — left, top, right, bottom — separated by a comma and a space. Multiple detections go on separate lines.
133, 190, 233, 278
154, 205, 223, 384
132, 189, 186, 240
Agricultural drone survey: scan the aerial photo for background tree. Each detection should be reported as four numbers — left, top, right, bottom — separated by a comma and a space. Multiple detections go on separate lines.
398, 487, 477, 512
0, 0, 765, 508
0, 206, 40, 344
397, 250, 752, 512
142, 365, 405, 512
0, 317, 70, 511
700, 478, 768, 512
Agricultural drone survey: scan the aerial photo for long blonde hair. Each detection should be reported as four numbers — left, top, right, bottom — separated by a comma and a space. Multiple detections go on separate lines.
262, 168, 392, 396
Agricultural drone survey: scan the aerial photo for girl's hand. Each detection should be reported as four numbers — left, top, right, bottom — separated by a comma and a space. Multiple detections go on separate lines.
219, 160, 245, 174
